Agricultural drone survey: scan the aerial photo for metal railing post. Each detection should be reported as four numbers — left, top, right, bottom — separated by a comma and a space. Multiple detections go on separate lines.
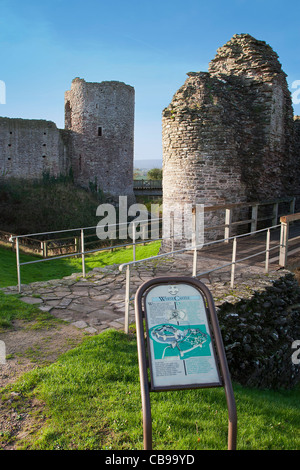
133, 221, 136, 261
192, 209, 197, 276
16, 237, 21, 293
230, 237, 237, 288
265, 229, 270, 273
81, 229, 86, 277
192, 248, 197, 277
125, 265, 131, 333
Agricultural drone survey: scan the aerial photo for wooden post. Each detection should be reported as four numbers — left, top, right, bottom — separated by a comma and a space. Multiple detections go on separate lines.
290, 197, 296, 215
251, 205, 258, 233
272, 203, 278, 226
230, 237, 237, 288
265, 229, 270, 273
279, 221, 289, 267
224, 208, 232, 243
279, 213, 300, 266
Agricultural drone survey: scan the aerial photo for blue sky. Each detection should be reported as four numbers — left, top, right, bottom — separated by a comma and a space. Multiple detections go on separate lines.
0, 0, 300, 162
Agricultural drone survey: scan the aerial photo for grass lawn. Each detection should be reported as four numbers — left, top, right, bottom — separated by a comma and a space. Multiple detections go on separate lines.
0, 289, 61, 331
0, 241, 161, 288
0, 327, 299, 450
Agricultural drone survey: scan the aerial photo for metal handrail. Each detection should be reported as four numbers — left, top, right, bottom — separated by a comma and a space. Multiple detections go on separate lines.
9, 195, 296, 240
10, 218, 160, 240
12, 194, 298, 295
119, 224, 284, 333
119, 224, 281, 271
15, 234, 163, 293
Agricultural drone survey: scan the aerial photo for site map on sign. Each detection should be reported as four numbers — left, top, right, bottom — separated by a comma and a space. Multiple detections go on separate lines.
145, 283, 221, 389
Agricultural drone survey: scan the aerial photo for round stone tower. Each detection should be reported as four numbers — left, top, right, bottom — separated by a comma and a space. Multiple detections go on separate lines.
65, 78, 135, 202
162, 34, 297, 245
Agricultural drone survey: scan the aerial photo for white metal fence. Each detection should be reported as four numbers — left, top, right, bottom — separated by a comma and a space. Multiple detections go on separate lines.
119, 223, 289, 333
12, 218, 161, 293
9, 197, 299, 312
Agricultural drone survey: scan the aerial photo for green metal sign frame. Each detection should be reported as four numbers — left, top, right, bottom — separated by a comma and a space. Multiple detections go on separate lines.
134, 276, 237, 450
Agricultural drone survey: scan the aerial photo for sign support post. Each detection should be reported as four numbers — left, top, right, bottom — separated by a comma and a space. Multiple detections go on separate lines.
135, 276, 237, 450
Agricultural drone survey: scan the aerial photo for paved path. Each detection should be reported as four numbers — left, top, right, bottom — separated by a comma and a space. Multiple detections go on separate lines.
2, 246, 292, 335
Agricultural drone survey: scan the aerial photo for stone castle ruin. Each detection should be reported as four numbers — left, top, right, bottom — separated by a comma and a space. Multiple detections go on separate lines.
1, 35, 300, 233
0, 78, 135, 202
162, 34, 300, 241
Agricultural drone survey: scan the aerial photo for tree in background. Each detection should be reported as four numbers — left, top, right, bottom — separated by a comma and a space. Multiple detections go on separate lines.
147, 168, 162, 180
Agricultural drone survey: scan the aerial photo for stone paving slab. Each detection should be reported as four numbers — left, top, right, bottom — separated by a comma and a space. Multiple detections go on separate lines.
1, 254, 291, 335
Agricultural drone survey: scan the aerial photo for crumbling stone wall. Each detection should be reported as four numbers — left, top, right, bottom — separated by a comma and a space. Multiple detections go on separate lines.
0, 118, 69, 179
0, 78, 135, 202
162, 34, 300, 244
65, 78, 135, 202
208, 34, 297, 200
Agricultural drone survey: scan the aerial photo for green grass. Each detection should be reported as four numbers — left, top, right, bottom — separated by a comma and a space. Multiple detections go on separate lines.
0, 290, 60, 331
1, 239, 299, 450
0, 241, 161, 288
1, 329, 299, 450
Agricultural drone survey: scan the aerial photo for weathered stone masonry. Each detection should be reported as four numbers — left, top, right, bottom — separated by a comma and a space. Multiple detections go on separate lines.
162, 34, 300, 243
0, 118, 69, 180
0, 78, 135, 202
65, 78, 135, 202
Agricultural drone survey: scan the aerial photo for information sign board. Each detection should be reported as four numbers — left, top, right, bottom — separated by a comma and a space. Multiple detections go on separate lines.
135, 276, 237, 450
144, 283, 222, 390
